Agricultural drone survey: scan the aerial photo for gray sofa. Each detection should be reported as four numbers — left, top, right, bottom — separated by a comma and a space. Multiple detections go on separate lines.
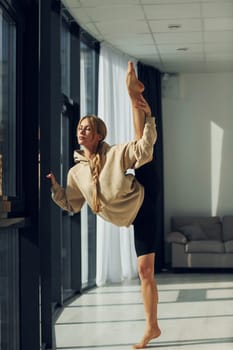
167, 216, 233, 269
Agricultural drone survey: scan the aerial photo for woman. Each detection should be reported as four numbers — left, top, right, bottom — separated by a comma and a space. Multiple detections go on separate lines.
47, 61, 161, 349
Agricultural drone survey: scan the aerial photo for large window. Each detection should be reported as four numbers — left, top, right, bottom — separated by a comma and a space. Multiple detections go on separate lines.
0, 8, 17, 197
80, 40, 98, 115
61, 19, 70, 98
80, 38, 99, 288
60, 11, 99, 297
59, 18, 81, 301
60, 20, 73, 301
0, 5, 19, 350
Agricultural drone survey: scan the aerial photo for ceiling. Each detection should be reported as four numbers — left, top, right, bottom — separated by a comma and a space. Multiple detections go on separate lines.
62, 0, 233, 73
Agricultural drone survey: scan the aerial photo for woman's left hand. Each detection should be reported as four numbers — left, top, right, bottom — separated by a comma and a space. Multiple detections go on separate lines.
46, 172, 57, 185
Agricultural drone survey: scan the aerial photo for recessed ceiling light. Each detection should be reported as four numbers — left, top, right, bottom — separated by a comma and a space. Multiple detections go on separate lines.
176, 47, 189, 51
168, 24, 181, 29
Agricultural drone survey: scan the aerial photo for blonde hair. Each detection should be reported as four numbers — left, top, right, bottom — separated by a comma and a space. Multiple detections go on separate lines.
77, 115, 107, 213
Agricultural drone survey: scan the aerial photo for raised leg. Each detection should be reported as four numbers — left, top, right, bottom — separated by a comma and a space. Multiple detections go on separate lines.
126, 61, 144, 98
126, 61, 145, 140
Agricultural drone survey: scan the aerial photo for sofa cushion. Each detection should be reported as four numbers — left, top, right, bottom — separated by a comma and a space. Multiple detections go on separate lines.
200, 222, 222, 240
224, 240, 233, 253
185, 241, 225, 253
167, 232, 187, 244
222, 216, 233, 242
171, 216, 222, 240
179, 224, 208, 241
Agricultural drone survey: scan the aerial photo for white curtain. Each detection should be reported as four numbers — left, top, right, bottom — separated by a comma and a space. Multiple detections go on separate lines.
96, 43, 138, 286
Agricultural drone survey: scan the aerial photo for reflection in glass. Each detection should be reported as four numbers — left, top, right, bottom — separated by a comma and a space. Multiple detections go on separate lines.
61, 20, 70, 97
0, 6, 19, 350
0, 8, 17, 197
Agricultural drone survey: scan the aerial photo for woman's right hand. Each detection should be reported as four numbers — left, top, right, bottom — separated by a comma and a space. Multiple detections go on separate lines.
134, 94, 152, 117
46, 172, 57, 185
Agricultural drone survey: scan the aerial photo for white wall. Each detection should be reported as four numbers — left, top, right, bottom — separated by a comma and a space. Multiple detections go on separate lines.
162, 72, 233, 264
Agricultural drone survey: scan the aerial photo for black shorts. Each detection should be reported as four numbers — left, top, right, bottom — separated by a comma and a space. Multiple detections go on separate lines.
133, 191, 157, 257
133, 162, 160, 257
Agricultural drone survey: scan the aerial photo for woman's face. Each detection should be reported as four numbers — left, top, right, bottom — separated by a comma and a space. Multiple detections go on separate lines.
77, 118, 102, 149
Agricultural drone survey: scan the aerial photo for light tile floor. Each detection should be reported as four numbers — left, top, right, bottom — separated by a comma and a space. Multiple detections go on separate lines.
55, 273, 233, 349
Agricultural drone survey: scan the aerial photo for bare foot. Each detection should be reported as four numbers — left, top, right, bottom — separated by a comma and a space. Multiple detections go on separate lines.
126, 61, 144, 98
132, 328, 161, 349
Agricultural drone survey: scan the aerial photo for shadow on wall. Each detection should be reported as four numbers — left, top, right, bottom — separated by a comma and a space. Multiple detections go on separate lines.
162, 72, 233, 265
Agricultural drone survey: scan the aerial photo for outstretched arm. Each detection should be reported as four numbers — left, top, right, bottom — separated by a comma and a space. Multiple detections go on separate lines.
46, 172, 57, 185
46, 171, 85, 212
126, 61, 151, 140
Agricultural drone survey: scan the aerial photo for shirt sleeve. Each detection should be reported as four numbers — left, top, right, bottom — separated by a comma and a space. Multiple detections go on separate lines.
122, 116, 157, 170
51, 169, 85, 212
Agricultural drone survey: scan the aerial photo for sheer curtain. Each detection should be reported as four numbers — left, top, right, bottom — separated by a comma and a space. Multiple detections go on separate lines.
96, 43, 138, 286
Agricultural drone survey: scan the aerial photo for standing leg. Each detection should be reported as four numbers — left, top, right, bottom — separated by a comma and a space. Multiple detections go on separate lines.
127, 61, 160, 348
133, 253, 161, 349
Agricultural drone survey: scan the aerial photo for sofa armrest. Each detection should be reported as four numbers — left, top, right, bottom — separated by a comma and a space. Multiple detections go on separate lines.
167, 231, 188, 245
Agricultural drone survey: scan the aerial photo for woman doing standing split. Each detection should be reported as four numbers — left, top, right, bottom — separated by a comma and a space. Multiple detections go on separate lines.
46, 61, 161, 349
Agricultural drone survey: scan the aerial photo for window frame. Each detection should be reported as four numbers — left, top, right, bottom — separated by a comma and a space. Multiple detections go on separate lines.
0, 1, 24, 215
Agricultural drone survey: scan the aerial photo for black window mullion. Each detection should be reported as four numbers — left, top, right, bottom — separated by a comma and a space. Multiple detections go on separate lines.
39, 0, 62, 348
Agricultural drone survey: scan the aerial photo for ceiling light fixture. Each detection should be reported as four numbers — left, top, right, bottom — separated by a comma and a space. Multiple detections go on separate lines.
168, 24, 181, 29
176, 47, 189, 51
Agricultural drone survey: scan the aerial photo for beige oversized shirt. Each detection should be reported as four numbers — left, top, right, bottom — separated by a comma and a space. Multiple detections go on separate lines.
51, 116, 157, 227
